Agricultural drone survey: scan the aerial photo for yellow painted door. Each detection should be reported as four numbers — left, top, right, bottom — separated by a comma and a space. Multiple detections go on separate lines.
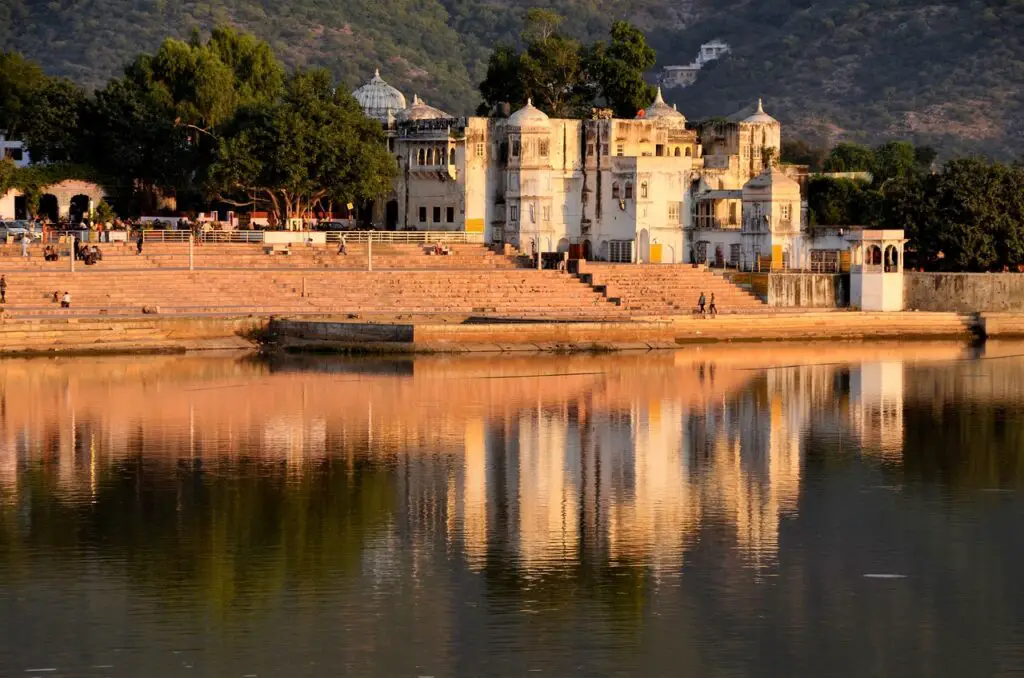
649, 243, 662, 263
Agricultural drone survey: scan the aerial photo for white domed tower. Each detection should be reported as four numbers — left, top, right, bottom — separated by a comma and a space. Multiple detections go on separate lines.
352, 69, 407, 125
638, 87, 687, 130
395, 94, 451, 123
505, 99, 554, 255
739, 98, 781, 177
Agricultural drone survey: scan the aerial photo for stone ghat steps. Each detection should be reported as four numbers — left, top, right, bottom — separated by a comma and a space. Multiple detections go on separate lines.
0, 244, 521, 271
0, 269, 621, 318
581, 264, 765, 312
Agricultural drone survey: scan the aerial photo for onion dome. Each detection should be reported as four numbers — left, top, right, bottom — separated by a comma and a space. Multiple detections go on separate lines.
639, 87, 686, 123
395, 94, 451, 122
743, 98, 778, 125
352, 69, 407, 124
507, 98, 550, 128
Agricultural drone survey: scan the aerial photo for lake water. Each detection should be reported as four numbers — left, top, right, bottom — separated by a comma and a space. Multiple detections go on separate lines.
1, 343, 1024, 677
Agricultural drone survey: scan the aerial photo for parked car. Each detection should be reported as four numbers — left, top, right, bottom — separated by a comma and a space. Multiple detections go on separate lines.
0, 221, 41, 243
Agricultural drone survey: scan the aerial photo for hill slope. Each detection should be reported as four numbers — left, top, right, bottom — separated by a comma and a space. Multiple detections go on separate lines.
1, 0, 1023, 157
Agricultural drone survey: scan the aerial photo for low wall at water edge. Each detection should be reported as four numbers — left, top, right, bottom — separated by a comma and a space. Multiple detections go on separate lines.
764, 273, 849, 308
269, 312, 981, 354
905, 273, 1024, 312
0, 314, 267, 355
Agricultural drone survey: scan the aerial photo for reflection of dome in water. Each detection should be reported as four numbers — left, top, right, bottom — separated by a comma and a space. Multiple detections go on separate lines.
396, 94, 451, 122
352, 69, 407, 124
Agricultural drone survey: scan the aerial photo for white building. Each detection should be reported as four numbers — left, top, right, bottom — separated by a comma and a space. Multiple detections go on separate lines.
0, 135, 30, 168
353, 72, 901, 285
660, 39, 731, 90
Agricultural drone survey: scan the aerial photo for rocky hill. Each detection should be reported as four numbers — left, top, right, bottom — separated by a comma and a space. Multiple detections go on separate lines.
2, 0, 1022, 157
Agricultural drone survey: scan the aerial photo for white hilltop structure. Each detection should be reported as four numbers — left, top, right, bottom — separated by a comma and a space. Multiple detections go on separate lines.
348, 70, 904, 310
0, 135, 31, 168
660, 39, 731, 90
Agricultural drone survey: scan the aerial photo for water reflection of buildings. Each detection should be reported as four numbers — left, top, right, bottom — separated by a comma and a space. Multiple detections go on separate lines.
849, 361, 905, 461
0, 346, 966, 577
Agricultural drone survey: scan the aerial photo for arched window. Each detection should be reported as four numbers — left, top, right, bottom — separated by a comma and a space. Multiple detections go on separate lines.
427, 148, 434, 165
884, 245, 899, 272
449, 147, 456, 165
612, 181, 620, 199
417, 148, 425, 165
685, 147, 692, 157
624, 182, 633, 199
869, 245, 883, 266
640, 181, 648, 199
674, 147, 681, 157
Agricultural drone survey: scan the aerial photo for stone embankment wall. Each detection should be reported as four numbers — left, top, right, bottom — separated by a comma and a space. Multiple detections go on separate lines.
905, 273, 1024, 312
764, 273, 848, 308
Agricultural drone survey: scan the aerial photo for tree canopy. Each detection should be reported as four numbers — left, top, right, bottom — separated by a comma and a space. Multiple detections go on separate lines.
0, 30, 399, 221
477, 13, 657, 118
208, 69, 396, 225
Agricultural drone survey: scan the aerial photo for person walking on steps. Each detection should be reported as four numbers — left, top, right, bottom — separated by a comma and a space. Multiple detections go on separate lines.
697, 291, 706, 316
0, 275, 7, 304
708, 293, 717, 317
136, 232, 144, 256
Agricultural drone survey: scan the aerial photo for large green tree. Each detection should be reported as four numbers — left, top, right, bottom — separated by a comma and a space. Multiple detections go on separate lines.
21, 78, 88, 163
0, 50, 46, 138
477, 11, 655, 119
586, 21, 657, 119
208, 69, 397, 225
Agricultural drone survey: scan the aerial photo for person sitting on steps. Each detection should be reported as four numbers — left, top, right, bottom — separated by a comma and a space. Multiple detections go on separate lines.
60, 291, 71, 308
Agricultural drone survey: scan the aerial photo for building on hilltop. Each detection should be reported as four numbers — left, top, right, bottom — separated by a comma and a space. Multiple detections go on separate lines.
0, 135, 30, 168
659, 40, 731, 90
351, 71, 878, 276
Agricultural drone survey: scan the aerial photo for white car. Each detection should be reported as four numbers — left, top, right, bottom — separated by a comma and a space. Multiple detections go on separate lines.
0, 221, 41, 242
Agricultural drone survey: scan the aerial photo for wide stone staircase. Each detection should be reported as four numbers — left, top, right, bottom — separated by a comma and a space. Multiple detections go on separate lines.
577, 263, 767, 315
0, 243, 768, 320
0, 242, 620, 319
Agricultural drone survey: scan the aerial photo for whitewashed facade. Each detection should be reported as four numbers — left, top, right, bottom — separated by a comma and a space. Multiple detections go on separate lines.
356, 73, 900, 282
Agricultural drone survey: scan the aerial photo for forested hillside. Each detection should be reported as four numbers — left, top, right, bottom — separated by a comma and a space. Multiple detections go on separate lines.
2, 0, 1023, 157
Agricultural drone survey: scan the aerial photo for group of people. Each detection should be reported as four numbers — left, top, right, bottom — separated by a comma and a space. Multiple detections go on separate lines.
697, 291, 718, 317
0, 277, 70, 308
72, 237, 104, 265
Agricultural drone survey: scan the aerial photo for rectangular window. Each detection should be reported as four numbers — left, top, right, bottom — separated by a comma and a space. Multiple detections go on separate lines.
512, 139, 521, 157
730, 244, 741, 266
542, 205, 551, 222
640, 182, 648, 198
539, 140, 549, 157
616, 144, 624, 157
781, 204, 792, 221
656, 144, 665, 157
433, 206, 441, 223
475, 142, 484, 158
608, 240, 633, 263
446, 207, 455, 223
587, 144, 595, 156
509, 205, 519, 223
419, 206, 427, 223
5, 148, 24, 162
668, 202, 680, 222
601, 144, 609, 156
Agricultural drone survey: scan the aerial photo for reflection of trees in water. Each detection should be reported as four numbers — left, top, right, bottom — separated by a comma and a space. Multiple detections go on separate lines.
0, 452, 397, 618
901, 402, 1024, 489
